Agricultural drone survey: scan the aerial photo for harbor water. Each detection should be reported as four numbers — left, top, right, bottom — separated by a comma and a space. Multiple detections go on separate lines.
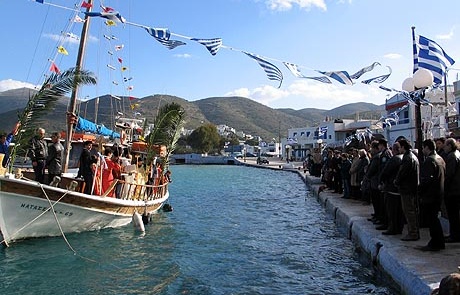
0, 165, 399, 294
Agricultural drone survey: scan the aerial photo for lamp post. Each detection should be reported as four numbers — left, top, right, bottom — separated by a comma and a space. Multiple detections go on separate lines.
402, 68, 434, 160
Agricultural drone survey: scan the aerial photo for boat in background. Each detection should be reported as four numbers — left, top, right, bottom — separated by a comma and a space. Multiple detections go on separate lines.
0, 0, 185, 245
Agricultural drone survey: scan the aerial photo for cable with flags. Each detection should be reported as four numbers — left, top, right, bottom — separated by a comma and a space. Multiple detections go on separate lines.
34, 0, 397, 90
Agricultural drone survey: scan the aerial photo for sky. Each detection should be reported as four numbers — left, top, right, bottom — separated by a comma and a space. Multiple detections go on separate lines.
0, 0, 460, 110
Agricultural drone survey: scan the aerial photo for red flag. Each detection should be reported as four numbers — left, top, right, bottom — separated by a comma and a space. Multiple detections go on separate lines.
129, 96, 136, 101
49, 62, 60, 74
101, 5, 114, 12
81, 1, 92, 8
117, 57, 123, 63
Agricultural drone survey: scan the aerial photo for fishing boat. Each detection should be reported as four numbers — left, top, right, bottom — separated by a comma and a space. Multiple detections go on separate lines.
0, 0, 185, 245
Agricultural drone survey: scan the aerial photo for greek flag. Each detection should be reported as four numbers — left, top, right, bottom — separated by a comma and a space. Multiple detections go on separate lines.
318, 71, 353, 85
350, 62, 380, 80
145, 27, 171, 40
317, 126, 328, 138
145, 27, 186, 50
413, 31, 455, 85
286, 138, 298, 144
191, 38, 222, 55
283, 62, 332, 83
244, 52, 283, 88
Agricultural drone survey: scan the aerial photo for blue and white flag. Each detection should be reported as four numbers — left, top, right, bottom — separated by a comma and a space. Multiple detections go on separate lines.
145, 27, 171, 40
318, 71, 353, 85
191, 38, 222, 56
284, 62, 332, 83
286, 138, 298, 144
361, 66, 392, 84
283, 62, 305, 78
317, 126, 328, 138
413, 30, 455, 85
350, 62, 380, 80
155, 39, 186, 50
145, 27, 186, 50
244, 52, 283, 88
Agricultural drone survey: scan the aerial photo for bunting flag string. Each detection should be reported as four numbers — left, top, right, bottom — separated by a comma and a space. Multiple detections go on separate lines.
350, 62, 381, 79
35, 1, 396, 90
318, 71, 353, 85
244, 52, 283, 88
283, 62, 332, 83
361, 66, 392, 84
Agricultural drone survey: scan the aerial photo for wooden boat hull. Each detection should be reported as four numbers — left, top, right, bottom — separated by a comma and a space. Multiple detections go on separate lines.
0, 176, 168, 244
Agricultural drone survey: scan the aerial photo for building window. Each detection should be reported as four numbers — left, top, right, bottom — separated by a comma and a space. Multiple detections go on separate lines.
293, 132, 297, 137
399, 109, 409, 124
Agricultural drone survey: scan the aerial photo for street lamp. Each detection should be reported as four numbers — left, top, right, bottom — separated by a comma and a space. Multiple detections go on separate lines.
402, 68, 434, 159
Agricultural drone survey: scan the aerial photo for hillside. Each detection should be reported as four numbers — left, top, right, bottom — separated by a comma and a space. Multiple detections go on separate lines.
0, 88, 385, 141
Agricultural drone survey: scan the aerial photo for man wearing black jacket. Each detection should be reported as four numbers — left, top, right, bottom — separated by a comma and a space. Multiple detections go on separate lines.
395, 138, 420, 241
417, 139, 445, 251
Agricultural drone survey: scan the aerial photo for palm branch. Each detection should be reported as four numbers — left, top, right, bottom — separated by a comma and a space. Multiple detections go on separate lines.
9, 67, 97, 171
146, 102, 186, 169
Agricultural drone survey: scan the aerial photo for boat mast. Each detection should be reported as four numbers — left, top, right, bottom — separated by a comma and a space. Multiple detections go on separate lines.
63, 0, 93, 173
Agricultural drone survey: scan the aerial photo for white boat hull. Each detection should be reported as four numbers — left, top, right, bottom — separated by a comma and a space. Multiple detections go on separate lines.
0, 176, 169, 244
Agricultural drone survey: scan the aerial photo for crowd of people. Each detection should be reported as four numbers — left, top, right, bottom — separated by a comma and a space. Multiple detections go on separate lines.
313, 136, 460, 252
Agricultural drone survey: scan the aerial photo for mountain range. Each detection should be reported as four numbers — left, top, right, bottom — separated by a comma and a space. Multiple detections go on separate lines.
0, 87, 385, 141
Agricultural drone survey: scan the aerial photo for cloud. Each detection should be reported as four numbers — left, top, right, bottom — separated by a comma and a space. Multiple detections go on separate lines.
0, 79, 37, 92
384, 53, 402, 59
436, 26, 455, 40
265, 0, 327, 11
225, 79, 384, 109
173, 53, 192, 58
43, 33, 98, 45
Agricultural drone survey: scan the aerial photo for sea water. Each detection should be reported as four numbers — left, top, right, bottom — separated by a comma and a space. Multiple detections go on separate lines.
0, 165, 398, 294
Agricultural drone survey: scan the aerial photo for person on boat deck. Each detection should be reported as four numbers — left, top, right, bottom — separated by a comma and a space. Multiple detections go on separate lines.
91, 162, 101, 195
153, 161, 163, 193
46, 132, 64, 184
98, 147, 120, 197
77, 140, 96, 194
28, 128, 48, 183
0, 122, 20, 168
111, 151, 122, 198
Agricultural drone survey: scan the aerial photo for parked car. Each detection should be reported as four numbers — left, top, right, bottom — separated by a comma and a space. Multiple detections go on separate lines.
257, 156, 269, 164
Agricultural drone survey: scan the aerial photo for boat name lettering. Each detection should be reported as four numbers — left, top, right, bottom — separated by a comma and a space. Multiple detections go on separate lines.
20, 203, 73, 216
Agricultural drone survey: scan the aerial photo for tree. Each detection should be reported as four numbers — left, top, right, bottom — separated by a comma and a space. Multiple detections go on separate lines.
146, 102, 186, 169
187, 123, 220, 153
9, 68, 97, 172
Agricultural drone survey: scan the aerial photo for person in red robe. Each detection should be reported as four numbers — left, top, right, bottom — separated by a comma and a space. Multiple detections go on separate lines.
99, 148, 119, 197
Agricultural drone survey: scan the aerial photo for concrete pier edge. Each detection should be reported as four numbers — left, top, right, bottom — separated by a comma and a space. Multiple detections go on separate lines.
239, 157, 460, 295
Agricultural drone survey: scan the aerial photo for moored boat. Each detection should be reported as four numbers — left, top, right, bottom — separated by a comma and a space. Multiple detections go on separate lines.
0, 175, 168, 245
0, 0, 185, 245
